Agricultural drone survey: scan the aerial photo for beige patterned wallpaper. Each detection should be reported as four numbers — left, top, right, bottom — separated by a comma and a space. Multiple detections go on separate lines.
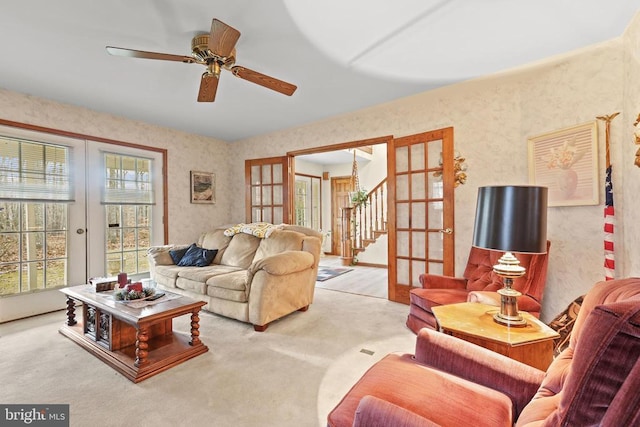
622, 12, 640, 283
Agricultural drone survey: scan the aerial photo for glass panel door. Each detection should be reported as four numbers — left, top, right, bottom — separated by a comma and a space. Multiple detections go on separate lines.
86, 141, 164, 281
0, 126, 86, 322
387, 128, 455, 304
245, 156, 290, 224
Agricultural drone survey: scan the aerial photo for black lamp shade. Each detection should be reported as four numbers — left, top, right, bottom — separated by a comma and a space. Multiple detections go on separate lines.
472, 186, 548, 254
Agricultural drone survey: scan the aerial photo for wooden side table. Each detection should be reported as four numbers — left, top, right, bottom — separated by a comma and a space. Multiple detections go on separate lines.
432, 302, 559, 371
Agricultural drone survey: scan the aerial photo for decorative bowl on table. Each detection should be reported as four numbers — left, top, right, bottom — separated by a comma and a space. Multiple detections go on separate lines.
114, 282, 156, 302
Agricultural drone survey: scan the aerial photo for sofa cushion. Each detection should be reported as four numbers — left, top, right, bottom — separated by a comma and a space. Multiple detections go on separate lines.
327, 353, 513, 427
169, 246, 190, 264
175, 277, 206, 294
252, 230, 305, 263
154, 265, 183, 288
206, 269, 249, 291
177, 244, 217, 267
198, 228, 231, 264
178, 264, 243, 284
220, 233, 261, 269
206, 270, 250, 302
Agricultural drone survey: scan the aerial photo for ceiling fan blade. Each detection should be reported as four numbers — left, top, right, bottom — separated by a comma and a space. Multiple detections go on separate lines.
209, 19, 241, 57
106, 46, 195, 63
231, 66, 297, 96
197, 72, 219, 102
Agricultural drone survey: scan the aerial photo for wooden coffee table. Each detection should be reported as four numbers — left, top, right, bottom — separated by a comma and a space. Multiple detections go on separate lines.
432, 302, 559, 370
59, 285, 208, 383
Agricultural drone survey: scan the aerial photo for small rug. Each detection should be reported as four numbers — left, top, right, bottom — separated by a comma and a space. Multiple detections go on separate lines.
317, 266, 353, 282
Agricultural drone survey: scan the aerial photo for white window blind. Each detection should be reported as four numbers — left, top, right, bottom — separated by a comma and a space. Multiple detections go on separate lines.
0, 136, 74, 202
101, 152, 155, 205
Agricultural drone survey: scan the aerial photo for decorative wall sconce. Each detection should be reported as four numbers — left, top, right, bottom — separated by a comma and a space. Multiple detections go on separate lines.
434, 151, 468, 187
633, 114, 640, 167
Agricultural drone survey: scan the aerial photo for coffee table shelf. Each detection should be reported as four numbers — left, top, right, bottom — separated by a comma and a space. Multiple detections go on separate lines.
59, 285, 208, 383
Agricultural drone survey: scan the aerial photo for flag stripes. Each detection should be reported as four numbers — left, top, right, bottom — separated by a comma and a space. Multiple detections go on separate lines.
604, 165, 615, 280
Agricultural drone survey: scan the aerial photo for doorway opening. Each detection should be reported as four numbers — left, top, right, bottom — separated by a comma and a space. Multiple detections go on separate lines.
288, 136, 391, 299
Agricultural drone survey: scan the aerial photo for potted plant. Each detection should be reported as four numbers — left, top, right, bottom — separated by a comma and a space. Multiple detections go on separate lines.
350, 189, 368, 207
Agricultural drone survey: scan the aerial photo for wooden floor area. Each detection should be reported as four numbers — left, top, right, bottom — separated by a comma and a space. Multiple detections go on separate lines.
315, 255, 388, 299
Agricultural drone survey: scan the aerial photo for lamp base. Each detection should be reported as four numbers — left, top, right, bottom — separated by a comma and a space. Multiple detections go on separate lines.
493, 284, 527, 327
493, 312, 527, 327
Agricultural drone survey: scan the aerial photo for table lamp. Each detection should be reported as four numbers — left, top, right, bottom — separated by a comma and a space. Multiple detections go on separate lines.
472, 185, 548, 327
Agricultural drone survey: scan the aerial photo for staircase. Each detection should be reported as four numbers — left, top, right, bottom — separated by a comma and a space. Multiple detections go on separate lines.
352, 179, 387, 256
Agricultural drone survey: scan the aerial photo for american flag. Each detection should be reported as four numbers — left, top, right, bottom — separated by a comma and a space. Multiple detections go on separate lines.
604, 163, 615, 280
598, 112, 618, 281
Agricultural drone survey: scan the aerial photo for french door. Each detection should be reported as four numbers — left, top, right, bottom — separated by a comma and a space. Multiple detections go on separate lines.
387, 128, 455, 304
245, 156, 291, 224
0, 126, 86, 321
0, 125, 164, 322
86, 142, 164, 280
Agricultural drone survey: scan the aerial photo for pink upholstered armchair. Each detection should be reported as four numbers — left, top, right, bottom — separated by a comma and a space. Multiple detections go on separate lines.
406, 242, 550, 334
328, 278, 640, 427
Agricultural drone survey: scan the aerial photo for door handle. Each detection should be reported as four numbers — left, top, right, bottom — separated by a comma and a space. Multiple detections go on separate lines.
76, 228, 85, 235
438, 228, 453, 234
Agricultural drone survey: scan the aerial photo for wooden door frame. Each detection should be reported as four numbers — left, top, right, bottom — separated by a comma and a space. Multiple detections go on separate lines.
287, 135, 393, 158
287, 134, 393, 236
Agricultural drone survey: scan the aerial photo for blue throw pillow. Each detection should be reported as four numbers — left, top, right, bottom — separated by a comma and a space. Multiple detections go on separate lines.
177, 244, 217, 267
169, 245, 191, 265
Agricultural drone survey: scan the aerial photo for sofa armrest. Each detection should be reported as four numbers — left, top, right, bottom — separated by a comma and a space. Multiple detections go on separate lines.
467, 291, 542, 315
247, 251, 317, 327
354, 396, 440, 427
248, 251, 314, 276
419, 274, 467, 290
147, 244, 190, 266
414, 328, 545, 417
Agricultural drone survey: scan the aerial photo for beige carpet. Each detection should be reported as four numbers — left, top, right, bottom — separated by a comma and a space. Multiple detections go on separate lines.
0, 288, 416, 427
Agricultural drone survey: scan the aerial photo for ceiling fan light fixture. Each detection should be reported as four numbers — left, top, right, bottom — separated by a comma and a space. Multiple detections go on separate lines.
106, 18, 296, 103
191, 34, 212, 62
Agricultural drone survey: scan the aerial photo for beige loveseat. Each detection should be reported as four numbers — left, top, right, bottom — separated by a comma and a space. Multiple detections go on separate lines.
147, 224, 322, 331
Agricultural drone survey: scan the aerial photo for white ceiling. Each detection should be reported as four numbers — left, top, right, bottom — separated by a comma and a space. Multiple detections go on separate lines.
297, 148, 372, 166
0, 1, 637, 142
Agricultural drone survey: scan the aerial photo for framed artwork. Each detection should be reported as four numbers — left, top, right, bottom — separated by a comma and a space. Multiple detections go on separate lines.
528, 121, 599, 207
190, 171, 215, 204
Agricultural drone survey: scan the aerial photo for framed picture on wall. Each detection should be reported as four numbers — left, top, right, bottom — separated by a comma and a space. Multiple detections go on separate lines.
528, 121, 599, 207
190, 171, 215, 204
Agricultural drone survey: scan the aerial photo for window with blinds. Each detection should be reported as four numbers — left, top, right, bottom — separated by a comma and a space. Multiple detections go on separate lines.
0, 137, 73, 202
102, 153, 154, 205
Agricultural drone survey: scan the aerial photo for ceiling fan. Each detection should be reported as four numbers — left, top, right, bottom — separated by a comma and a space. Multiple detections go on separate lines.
106, 18, 297, 102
